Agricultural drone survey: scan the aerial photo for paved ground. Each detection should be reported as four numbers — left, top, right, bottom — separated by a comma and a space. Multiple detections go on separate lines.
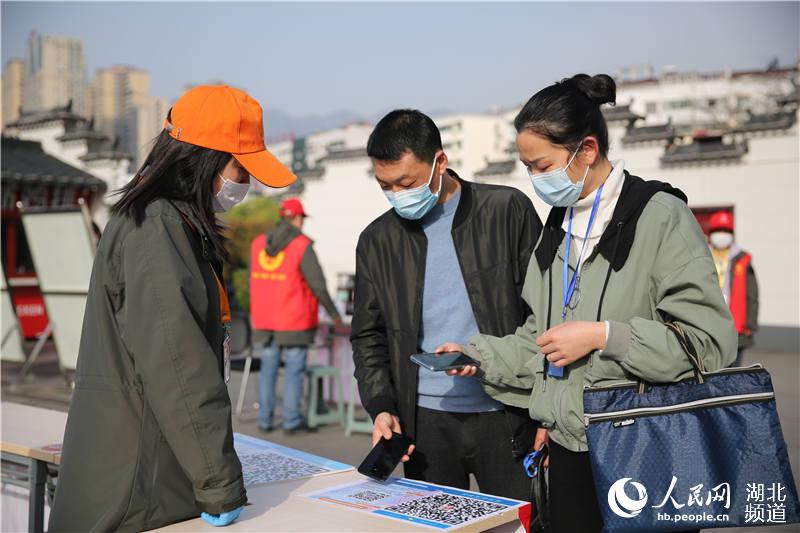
2, 344, 798, 532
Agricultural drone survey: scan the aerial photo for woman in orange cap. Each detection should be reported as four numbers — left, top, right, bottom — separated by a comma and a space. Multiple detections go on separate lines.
49, 86, 296, 531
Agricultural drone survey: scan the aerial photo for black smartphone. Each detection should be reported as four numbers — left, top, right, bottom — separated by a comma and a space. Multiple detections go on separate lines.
357, 432, 413, 481
410, 351, 481, 372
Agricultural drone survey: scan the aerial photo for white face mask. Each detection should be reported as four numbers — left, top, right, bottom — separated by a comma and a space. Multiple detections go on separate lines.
213, 173, 251, 212
709, 231, 734, 250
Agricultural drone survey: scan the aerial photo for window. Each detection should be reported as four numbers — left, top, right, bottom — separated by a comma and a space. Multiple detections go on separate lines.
668, 99, 693, 110
646, 102, 657, 114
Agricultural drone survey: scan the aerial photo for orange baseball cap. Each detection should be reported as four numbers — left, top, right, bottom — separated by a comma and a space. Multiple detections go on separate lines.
165, 85, 296, 188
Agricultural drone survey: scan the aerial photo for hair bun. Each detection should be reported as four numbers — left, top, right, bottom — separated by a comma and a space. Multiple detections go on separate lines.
565, 73, 616, 106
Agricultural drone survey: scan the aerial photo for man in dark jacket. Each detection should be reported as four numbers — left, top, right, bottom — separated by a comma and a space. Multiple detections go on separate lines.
351, 109, 542, 499
250, 198, 341, 434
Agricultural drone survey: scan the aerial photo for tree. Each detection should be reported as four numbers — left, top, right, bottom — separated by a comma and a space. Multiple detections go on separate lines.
222, 195, 281, 310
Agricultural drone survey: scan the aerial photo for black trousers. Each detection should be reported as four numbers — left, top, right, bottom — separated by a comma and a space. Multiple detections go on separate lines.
403, 406, 530, 501
549, 440, 604, 532
549, 441, 700, 533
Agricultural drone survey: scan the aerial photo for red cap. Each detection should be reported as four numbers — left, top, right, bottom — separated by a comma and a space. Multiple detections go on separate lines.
709, 210, 734, 233
280, 198, 307, 218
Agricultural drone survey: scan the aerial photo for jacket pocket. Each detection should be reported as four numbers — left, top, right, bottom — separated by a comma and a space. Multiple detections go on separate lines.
528, 367, 555, 427
554, 379, 588, 444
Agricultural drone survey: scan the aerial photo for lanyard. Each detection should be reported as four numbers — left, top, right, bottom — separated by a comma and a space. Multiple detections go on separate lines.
713, 253, 729, 291
562, 183, 604, 320
212, 268, 232, 325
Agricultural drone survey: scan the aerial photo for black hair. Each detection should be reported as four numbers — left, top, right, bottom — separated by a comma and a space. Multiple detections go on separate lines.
367, 109, 442, 163
111, 110, 230, 261
514, 73, 616, 156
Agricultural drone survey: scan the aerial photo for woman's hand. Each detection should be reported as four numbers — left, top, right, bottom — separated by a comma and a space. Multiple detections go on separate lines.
434, 343, 479, 377
536, 321, 606, 369
201, 506, 243, 527
533, 427, 550, 469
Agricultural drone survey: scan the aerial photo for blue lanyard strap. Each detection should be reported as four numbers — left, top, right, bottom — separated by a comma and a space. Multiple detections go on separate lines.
562, 183, 605, 320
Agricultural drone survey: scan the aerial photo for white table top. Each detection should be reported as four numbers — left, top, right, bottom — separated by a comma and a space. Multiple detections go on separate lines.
1, 402, 68, 464
154, 470, 527, 533
0, 402, 527, 532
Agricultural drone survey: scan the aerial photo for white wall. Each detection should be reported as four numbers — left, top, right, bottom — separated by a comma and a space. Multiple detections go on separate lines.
436, 114, 508, 179
300, 156, 389, 297
12, 122, 67, 158
610, 130, 799, 328
476, 125, 800, 330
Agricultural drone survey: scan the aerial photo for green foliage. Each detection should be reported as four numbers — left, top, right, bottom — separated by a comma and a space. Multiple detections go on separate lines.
222, 195, 281, 309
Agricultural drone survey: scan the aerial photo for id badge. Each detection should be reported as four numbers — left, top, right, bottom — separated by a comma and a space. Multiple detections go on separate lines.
223, 326, 231, 384
547, 364, 565, 378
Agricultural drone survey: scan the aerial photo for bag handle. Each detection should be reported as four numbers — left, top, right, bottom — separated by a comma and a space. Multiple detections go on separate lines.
524, 445, 551, 533
637, 322, 705, 393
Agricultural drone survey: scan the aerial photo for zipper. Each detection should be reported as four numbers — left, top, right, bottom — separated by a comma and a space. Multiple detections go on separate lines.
584, 390, 774, 427
583, 364, 765, 393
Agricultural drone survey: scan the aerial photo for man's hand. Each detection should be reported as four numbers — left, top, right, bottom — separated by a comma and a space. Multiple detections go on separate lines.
434, 343, 479, 377
372, 412, 415, 462
537, 321, 606, 369
533, 427, 550, 469
333, 316, 344, 327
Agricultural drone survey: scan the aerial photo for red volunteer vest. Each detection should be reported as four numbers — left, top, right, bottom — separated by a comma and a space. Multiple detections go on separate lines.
729, 253, 751, 335
250, 233, 319, 331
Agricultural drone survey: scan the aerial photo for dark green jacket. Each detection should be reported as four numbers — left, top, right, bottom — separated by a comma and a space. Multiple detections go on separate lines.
49, 199, 246, 532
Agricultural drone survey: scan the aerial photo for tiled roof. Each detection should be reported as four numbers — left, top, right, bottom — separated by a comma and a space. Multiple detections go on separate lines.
317, 147, 367, 163
7, 102, 85, 128
622, 122, 676, 144
661, 136, 747, 166
734, 111, 797, 133
474, 159, 517, 177
602, 104, 643, 123
1, 137, 107, 190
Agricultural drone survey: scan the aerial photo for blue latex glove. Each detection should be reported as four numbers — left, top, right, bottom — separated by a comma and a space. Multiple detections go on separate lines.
201, 506, 243, 527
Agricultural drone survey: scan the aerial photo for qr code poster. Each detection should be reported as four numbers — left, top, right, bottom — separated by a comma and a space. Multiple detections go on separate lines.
303, 477, 529, 531
234, 433, 353, 487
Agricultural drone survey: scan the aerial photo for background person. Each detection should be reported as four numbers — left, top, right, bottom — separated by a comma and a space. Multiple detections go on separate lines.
250, 197, 342, 434
707, 210, 759, 366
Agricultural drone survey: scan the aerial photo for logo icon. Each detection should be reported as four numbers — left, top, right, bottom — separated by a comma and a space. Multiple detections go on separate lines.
608, 478, 649, 518
259, 250, 285, 272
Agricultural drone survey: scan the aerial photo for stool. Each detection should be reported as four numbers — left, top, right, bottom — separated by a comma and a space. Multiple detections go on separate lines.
306, 365, 344, 428
345, 376, 374, 436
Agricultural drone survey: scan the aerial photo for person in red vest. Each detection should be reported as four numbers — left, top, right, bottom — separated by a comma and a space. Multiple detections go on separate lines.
708, 210, 759, 366
250, 198, 342, 434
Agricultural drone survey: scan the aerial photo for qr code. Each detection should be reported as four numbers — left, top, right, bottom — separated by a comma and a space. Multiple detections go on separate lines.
349, 490, 391, 502
239, 452, 329, 486
385, 493, 506, 525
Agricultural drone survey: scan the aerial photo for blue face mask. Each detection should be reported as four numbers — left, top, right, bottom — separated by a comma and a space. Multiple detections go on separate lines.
527, 143, 589, 207
383, 157, 442, 220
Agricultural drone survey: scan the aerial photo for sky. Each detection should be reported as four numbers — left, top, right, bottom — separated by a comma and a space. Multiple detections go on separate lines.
2, 1, 799, 128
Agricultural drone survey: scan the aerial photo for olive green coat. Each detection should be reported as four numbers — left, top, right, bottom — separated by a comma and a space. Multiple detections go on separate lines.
49, 199, 246, 532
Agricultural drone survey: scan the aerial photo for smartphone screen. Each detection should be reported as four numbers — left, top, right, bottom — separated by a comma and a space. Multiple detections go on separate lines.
410, 351, 481, 372
357, 432, 412, 481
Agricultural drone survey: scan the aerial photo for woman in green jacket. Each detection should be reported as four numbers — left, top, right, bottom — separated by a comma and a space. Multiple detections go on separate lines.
49, 85, 296, 532
438, 74, 737, 532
